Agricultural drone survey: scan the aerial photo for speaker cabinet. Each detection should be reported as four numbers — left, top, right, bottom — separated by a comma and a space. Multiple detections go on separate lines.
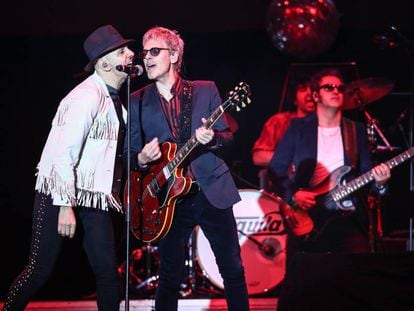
281, 253, 414, 311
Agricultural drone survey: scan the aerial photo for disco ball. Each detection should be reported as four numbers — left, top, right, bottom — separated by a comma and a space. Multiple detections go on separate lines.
266, 0, 340, 58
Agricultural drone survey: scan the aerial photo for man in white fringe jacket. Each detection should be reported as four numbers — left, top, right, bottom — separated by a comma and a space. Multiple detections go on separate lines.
2, 25, 134, 311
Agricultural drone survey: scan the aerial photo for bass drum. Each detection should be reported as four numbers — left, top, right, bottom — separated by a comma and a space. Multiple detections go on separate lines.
195, 189, 286, 295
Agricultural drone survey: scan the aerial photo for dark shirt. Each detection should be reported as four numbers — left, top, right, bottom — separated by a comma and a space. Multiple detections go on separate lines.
158, 77, 183, 141
107, 85, 125, 199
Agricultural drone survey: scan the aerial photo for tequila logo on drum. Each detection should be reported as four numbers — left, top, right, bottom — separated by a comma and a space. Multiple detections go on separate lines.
235, 211, 285, 236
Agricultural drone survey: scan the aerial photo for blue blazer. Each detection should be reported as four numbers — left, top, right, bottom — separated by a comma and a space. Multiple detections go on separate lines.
125, 80, 240, 209
268, 113, 374, 203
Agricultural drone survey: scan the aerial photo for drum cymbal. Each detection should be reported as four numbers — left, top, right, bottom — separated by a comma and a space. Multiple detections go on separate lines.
343, 77, 394, 110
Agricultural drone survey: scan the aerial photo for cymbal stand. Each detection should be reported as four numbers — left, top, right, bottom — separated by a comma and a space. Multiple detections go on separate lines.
350, 88, 393, 151
388, 27, 414, 251
353, 91, 392, 251
367, 194, 384, 252
362, 108, 394, 152
137, 242, 158, 295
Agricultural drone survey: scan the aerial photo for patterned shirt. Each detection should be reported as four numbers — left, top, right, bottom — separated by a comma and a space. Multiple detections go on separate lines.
158, 77, 183, 140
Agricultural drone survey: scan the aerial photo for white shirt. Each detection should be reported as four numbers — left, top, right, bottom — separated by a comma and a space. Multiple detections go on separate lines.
309, 126, 344, 187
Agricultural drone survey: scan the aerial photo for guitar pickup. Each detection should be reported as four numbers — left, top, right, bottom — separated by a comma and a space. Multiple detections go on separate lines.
147, 180, 161, 197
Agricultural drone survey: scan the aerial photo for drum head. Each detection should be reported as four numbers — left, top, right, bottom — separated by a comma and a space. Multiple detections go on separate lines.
196, 189, 286, 295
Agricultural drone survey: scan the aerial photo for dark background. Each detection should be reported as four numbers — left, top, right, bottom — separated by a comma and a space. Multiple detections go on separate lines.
1, 0, 413, 300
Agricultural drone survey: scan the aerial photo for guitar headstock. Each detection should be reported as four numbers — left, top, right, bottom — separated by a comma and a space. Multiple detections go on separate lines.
226, 82, 251, 112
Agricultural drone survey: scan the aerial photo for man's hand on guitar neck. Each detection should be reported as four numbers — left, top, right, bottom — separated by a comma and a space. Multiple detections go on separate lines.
371, 163, 391, 188
138, 137, 162, 167
195, 118, 214, 145
292, 190, 317, 211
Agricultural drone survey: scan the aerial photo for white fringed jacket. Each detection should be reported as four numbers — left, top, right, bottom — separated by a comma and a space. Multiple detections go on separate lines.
35, 72, 126, 212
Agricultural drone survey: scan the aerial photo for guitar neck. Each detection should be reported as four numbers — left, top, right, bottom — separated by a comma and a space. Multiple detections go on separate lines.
333, 146, 414, 200
166, 104, 226, 174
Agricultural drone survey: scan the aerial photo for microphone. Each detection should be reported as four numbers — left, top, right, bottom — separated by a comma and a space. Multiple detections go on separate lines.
115, 64, 144, 76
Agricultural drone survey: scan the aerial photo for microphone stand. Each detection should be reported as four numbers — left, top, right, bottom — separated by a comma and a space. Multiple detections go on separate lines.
124, 74, 132, 311
407, 40, 414, 252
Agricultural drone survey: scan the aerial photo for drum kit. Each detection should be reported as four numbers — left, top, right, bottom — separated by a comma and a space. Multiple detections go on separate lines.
118, 76, 403, 297
118, 189, 287, 298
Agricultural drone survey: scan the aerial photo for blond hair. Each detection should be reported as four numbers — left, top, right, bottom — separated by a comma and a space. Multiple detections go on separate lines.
143, 26, 184, 73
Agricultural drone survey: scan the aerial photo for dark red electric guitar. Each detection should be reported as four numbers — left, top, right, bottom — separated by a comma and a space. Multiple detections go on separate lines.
126, 82, 251, 242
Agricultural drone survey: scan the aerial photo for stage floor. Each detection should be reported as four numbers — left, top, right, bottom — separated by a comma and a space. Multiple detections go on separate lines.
2, 298, 277, 310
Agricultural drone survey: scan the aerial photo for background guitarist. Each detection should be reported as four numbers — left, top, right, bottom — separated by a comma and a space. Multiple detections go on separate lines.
268, 68, 391, 311
125, 26, 250, 311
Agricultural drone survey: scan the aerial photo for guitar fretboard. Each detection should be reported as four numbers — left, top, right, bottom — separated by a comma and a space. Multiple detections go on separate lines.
166, 105, 224, 174
332, 146, 414, 201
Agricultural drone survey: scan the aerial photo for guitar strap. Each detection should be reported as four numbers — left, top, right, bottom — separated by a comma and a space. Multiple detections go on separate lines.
178, 80, 193, 145
342, 118, 358, 169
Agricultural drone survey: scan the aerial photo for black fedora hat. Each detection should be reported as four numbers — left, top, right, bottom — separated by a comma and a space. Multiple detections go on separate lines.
83, 25, 135, 72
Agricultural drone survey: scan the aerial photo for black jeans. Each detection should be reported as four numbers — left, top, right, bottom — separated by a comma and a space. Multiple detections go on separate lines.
2, 192, 120, 311
155, 191, 250, 311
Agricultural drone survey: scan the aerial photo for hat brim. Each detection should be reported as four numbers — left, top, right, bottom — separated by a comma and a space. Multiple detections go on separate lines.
84, 39, 135, 72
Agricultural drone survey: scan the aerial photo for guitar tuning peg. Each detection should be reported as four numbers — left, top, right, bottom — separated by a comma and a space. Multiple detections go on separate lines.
236, 106, 241, 112
241, 102, 246, 108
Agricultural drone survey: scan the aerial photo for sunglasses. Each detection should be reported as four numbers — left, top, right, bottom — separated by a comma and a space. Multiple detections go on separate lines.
318, 84, 346, 93
139, 47, 170, 59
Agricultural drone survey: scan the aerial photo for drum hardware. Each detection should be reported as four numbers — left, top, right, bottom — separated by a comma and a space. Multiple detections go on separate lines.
179, 232, 198, 298
135, 275, 159, 290
345, 78, 395, 152
364, 114, 390, 252
118, 243, 160, 298
237, 230, 284, 259
364, 109, 395, 153
345, 79, 398, 252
